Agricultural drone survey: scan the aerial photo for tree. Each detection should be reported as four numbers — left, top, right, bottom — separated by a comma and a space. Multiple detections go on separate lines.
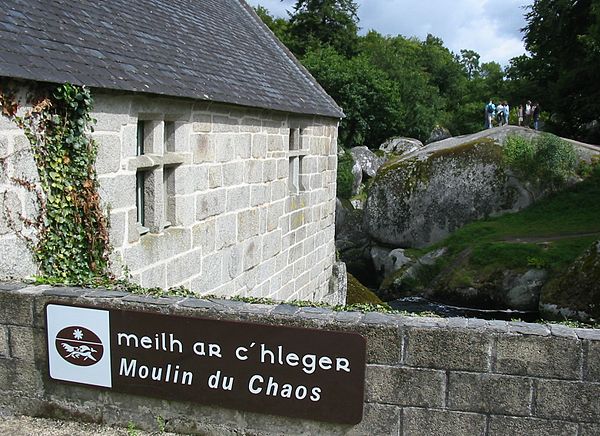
254, 6, 290, 45
301, 45, 403, 148
287, 0, 359, 57
358, 32, 443, 141
460, 49, 481, 79
518, 0, 600, 141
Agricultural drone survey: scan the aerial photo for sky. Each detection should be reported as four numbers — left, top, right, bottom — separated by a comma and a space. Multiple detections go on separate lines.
246, 0, 534, 67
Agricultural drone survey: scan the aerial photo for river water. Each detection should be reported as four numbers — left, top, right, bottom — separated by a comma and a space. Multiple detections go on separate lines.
389, 296, 538, 322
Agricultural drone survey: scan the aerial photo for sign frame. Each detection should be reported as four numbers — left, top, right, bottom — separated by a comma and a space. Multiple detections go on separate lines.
45, 302, 367, 425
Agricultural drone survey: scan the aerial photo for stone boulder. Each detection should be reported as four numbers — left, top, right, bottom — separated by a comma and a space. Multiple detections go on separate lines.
426, 125, 451, 144
370, 246, 412, 280
379, 246, 546, 311
349, 146, 385, 178
365, 136, 539, 248
379, 137, 423, 155
365, 125, 600, 248
540, 240, 600, 322
335, 199, 376, 287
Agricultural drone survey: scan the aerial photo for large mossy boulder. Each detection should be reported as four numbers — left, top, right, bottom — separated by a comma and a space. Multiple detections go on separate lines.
365, 137, 537, 248
540, 240, 600, 322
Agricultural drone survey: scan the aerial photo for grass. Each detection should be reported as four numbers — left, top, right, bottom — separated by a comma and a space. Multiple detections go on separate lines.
428, 165, 600, 276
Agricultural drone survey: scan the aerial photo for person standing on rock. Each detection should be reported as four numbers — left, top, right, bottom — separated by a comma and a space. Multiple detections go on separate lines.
524, 100, 532, 127
503, 101, 510, 126
533, 103, 541, 130
496, 101, 505, 126
517, 104, 524, 126
485, 99, 495, 129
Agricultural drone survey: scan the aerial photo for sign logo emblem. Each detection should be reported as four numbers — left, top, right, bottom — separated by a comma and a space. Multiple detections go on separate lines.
55, 326, 104, 367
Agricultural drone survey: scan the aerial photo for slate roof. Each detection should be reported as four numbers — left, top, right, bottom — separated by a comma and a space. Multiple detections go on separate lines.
0, 0, 343, 118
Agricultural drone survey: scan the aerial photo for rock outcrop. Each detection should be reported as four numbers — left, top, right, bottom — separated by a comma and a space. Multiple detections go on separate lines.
365, 137, 537, 248
370, 246, 412, 281
379, 137, 423, 155
363, 126, 593, 248
349, 146, 385, 178
426, 125, 451, 144
337, 126, 600, 316
351, 160, 362, 196
335, 198, 376, 286
379, 246, 547, 311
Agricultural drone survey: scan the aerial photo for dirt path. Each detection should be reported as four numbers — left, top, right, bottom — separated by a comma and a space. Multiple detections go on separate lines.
502, 232, 600, 244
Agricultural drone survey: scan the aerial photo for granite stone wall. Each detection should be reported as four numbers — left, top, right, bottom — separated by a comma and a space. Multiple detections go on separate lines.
0, 89, 342, 304
1, 282, 599, 435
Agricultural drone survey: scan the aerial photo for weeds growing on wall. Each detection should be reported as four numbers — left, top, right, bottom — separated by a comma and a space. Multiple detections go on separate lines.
0, 82, 110, 283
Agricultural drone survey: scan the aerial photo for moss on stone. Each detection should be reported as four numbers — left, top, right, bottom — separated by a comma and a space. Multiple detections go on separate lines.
430, 137, 501, 161
346, 273, 383, 305
372, 138, 505, 200
540, 240, 600, 321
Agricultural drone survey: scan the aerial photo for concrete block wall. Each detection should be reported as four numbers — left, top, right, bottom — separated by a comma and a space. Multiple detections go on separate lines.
0, 88, 342, 304
1, 282, 599, 436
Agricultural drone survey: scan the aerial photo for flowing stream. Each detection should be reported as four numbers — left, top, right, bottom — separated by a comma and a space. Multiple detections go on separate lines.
389, 296, 539, 322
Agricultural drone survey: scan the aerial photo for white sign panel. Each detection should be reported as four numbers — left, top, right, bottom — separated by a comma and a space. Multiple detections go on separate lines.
46, 304, 112, 388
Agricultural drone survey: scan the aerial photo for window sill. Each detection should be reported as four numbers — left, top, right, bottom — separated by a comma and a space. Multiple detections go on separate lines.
137, 223, 150, 236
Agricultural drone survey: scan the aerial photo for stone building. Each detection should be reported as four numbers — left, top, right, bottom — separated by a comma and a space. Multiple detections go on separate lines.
0, 0, 346, 303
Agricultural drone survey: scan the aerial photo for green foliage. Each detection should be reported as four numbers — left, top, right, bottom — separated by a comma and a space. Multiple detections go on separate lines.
255, 3, 517, 146
336, 152, 354, 198
426, 166, 600, 280
503, 134, 536, 173
156, 415, 166, 433
287, 0, 359, 57
514, 0, 600, 142
534, 133, 578, 183
2, 83, 110, 284
253, 6, 291, 46
302, 46, 403, 148
357, 32, 443, 141
503, 133, 578, 189
460, 49, 481, 79
470, 242, 545, 269
126, 422, 139, 436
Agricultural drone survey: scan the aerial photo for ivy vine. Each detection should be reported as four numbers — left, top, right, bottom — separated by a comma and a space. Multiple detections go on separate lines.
1, 82, 110, 283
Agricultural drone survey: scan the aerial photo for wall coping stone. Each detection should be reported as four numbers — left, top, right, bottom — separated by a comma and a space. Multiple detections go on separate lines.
0, 281, 597, 340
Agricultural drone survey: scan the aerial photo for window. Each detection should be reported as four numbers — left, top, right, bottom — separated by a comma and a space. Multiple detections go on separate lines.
288, 127, 307, 194
288, 157, 299, 193
164, 121, 175, 152
136, 171, 146, 227
163, 166, 176, 227
135, 121, 149, 233
133, 119, 184, 235
136, 120, 146, 156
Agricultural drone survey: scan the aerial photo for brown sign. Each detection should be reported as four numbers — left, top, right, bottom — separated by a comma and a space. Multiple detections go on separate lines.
45, 304, 366, 424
